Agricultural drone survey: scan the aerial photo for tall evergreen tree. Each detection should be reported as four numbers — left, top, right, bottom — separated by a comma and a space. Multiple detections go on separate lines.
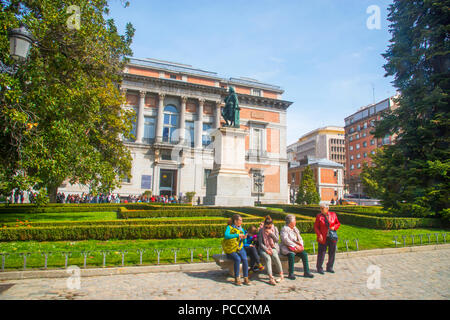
0, 0, 135, 202
296, 166, 321, 205
362, 0, 449, 217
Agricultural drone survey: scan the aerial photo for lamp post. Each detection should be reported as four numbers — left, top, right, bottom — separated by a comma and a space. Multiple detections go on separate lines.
0, 24, 34, 75
253, 172, 265, 206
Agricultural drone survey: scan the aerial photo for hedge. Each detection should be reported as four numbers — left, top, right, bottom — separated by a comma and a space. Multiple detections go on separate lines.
0, 216, 265, 228
117, 208, 242, 219
0, 222, 288, 241
0, 203, 195, 214
267, 205, 442, 229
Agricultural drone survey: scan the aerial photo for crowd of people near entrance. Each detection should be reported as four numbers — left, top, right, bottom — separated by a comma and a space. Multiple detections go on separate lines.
223, 202, 340, 286
57, 192, 183, 204
4, 189, 185, 204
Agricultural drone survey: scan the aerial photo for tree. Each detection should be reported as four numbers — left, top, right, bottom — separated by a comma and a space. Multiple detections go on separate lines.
363, 0, 449, 217
0, 0, 136, 202
296, 166, 321, 205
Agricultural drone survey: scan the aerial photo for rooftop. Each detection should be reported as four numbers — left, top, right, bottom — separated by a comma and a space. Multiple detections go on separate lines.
127, 57, 283, 92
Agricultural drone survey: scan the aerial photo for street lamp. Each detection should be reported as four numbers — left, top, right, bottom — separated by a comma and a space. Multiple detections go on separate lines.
253, 172, 265, 206
1, 24, 35, 75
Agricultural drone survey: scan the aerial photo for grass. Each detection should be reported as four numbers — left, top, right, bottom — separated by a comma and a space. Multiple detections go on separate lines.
0, 211, 118, 223
0, 225, 448, 270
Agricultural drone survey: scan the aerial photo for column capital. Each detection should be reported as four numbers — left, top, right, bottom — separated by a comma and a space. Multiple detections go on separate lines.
198, 98, 205, 105
181, 96, 188, 103
139, 90, 146, 98
158, 93, 166, 99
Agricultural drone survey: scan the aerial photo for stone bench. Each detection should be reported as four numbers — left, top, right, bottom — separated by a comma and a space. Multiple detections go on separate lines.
213, 253, 301, 277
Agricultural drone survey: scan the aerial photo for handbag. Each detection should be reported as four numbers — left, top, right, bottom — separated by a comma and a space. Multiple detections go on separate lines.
323, 214, 338, 242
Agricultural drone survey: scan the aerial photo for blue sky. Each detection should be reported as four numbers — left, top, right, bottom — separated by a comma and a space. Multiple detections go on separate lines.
107, 0, 397, 145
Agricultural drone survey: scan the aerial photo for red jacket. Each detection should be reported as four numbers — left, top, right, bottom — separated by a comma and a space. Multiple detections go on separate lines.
314, 211, 341, 244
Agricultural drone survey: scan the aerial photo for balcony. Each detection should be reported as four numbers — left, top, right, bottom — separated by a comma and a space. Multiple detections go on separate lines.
246, 149, 268, 160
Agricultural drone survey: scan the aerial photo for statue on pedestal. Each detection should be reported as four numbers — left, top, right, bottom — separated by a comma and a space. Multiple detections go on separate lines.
221, 86, 240, 128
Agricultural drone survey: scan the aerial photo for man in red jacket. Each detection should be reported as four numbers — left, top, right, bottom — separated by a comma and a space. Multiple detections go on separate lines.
314, 202, 340, 274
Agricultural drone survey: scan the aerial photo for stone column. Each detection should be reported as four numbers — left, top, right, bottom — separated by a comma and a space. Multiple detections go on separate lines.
194, 98, 204, 148
215, 101, 222, 129
135, 90, 146, 143
156, 93, 165, 143
179, 96, 187, 144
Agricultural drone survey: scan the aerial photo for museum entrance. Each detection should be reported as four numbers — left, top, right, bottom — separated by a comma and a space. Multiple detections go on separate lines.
159, 169, 177, 196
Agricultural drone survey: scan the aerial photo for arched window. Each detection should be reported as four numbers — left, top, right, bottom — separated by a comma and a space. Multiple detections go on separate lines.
163, 105, 178, 143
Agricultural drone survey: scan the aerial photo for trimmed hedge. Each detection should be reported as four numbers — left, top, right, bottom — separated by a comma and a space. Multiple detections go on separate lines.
117, 208, 241, 219
268, 205, 442, 230
0, 222, 287, 241
0, 216, 264, 228
0, 203, 193, 214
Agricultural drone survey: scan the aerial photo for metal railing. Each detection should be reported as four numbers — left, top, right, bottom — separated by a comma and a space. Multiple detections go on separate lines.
1, 233, 447, 271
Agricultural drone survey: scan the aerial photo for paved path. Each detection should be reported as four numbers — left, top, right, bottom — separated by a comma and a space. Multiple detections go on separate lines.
1, 248, 449, 300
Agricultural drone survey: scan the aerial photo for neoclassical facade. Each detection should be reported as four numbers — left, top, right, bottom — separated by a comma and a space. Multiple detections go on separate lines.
59, 58, 292, 204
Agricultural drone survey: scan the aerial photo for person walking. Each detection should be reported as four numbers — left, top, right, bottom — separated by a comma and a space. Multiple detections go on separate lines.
222, 214, 250, 286
314, 202, 341, 274
280, 214, 314, 280
258, 216, 284, 285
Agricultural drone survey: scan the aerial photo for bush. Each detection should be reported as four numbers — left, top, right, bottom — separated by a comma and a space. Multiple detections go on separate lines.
1, 216, 264, 228
117, 208, 237, 219
0, 222, 288, 241
265, 204, 442, 230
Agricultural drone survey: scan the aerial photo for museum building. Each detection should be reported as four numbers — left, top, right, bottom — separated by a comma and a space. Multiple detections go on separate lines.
59, 57, 293, 204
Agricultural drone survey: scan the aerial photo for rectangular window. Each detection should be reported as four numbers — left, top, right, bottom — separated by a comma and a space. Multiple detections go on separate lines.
350, 164, 354, 170
371, 139, 375, 145
202, 123, 212, 146
252, 89, 261, 97
357, 153, 361, 159
357, 163, 361, 169
364, 152, 367, 158
203, 169, 212, 187
143, 116, 156, 144
363, 141, 367, 147
356, 143, 360, 150
349, 145, 354, 151
185, 121, 195, 147
350, 155, 354, 160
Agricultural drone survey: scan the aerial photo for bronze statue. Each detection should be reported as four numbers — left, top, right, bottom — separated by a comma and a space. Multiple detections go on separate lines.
222, 86, 240, 128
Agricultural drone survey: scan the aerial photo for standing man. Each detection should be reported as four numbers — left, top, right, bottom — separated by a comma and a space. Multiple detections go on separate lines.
314, 202, 340, 274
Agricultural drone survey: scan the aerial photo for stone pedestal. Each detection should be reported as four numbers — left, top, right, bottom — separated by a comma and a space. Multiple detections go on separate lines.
204, 127, 253, 206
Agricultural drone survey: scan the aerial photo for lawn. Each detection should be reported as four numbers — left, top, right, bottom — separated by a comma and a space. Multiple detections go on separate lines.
0, 211, 117, 223
0, 224, 447, 270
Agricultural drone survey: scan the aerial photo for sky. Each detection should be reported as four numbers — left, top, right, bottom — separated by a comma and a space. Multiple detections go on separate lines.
107, 0, 397, 145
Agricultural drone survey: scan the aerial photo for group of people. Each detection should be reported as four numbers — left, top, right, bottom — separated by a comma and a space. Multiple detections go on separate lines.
57, 193, 122, 204
223, 202, 340, 286
55, 192, 183, 204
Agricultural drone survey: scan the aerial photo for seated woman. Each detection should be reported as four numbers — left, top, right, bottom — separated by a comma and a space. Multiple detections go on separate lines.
280, 214, 314, 280
258, 216, 284, 285
222, 214, 250, 286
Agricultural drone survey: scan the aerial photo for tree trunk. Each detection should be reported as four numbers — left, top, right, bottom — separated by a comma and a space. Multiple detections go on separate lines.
47, 185, 58, 203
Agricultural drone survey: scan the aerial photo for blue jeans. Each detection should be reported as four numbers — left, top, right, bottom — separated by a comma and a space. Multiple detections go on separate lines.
227, 248, 248, 278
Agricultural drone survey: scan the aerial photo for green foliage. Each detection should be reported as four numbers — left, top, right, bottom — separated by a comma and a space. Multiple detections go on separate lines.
295, 166, 321, 205
117, 208, 232, 219
265, 204, 442, 230
185, 192, 196, 203
0, 1, 136, 201
365, 0, 450, 217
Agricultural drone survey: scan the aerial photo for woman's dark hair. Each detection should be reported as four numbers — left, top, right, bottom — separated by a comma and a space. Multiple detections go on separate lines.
247, 225, 257, 234
264, 215, 273, 226
228, 214, 242, 226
